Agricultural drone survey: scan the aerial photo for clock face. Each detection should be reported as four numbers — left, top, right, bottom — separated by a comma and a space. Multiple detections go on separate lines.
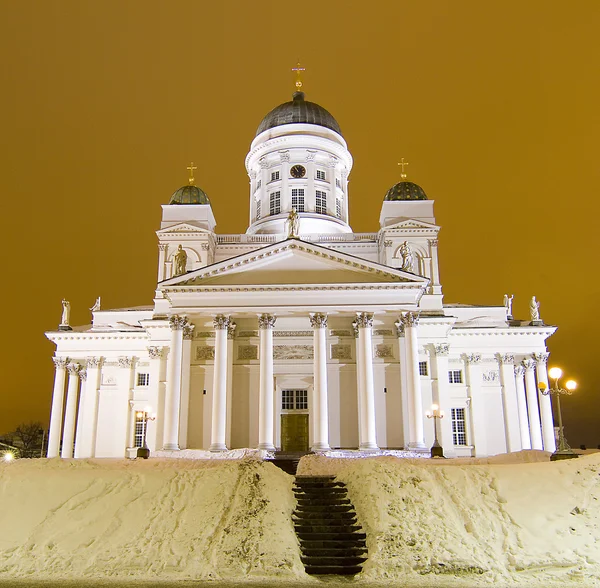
290, 164, 306, 178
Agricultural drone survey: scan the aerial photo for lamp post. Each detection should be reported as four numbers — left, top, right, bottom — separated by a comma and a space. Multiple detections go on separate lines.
538, 367, 578, 461
136, 408, 156, 459
426, 404, 445, 458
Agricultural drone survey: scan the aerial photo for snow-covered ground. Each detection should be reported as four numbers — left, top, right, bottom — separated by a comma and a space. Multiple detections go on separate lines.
1, 451, 599, 586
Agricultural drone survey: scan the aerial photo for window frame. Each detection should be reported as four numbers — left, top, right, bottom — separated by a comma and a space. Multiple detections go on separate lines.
291, 188, 305, 212
315, 190, 327, 215
448, 369, 463, 384
451, 407, 468, 446
269, 191, 281, 216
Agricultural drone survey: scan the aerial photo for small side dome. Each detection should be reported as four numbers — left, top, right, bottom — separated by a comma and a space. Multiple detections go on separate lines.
384, 181, 428, 201
169, 185, 210, 205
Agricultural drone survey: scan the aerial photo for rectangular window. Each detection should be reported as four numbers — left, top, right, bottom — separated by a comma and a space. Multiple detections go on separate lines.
270, 191, 281, 215
418, 361, 428, 376
270, 171, 280, 182
448, 370, 463, 384
134, 413, 146, 448
137, 373, 150, 387
295, 389, 308, 410
451, 408, 467, 446
281, 389, 308, 411
291, 188, 305, 212
282, 389, 294, 410
336, 178, 342, 189
315, 190, 327, 214
316, 170, 326, 181
255, 198, 261, 220
335, 198, 342, 219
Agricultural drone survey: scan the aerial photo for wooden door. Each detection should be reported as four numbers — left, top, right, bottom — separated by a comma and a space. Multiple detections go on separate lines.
281, 413, 309, 452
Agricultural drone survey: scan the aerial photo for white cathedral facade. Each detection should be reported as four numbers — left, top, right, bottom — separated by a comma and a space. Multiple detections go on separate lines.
46, 90, 557, 459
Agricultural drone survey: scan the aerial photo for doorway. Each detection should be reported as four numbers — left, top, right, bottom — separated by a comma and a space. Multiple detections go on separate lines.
281, 413, 309, 452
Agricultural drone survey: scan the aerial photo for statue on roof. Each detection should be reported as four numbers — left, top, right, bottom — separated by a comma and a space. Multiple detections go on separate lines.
399, 241, 414, 272
504, 294, 514, 319
287, 207, 300, 238
60, 299, 71, 328
173, 245, 188, 276
90, 297, 101, 312
530, 296, 541, 322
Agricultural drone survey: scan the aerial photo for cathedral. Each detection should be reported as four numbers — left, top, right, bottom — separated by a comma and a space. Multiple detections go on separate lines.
46, 87, 557, 459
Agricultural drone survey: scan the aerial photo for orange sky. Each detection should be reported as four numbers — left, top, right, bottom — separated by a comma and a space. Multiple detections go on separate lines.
1, 1, 598, 445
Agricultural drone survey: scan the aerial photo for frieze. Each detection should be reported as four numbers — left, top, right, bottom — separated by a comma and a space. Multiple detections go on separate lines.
274, 331, 312, 337
482, 370, 500, 382
331, 344, 352, 360
375, 344, 393, 359
196, 346, 215, 361
101, 373, 117, 386
195, 331, 216, 338
238, 330, 258, 338
373, 329, 393, 336
330, 330, 352, 337
273, 345, 313, 360
238, 345, 258, 360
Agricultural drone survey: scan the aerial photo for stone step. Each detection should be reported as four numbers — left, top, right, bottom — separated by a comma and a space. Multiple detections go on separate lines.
294, 518, 358, 528
269, 459, 299, 476
301, 555, 367, 567
293, 510, 357, 520
295, 497, 351, 506
294, 481, 346, 489
295, 475, 336, 481
295, 504, 354, 513
294, 486, 348, 494
305, 565, 363, 576
295, 524, 363, 534
299, 539, 367, 550
297, 531, 367, 541
302, 547, 368, 558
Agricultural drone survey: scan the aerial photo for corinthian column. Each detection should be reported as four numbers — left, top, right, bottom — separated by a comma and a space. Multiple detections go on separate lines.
61, 362, 81, 458
514, 365, 531, 449
402, 312, 425, 449
178, 323, 195, 449
464, 354, 486, 456
75, 356, 102, 458
496, 354, 521, 452
163, 315, 188, 450
258, 313, 276, 451
310, 313, 330, 451
533, 352, 556, 452
210, 315, 230, 451
523, 358, 543, 450
356, 312, 378, 450
48, 357, 69, 458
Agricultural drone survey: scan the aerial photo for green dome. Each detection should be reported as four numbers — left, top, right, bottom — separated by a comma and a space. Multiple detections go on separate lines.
384, 181, 428, 201
169, 184, 210, 205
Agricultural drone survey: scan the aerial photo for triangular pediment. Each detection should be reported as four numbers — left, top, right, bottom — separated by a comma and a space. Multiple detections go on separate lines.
381, 219, 439, 231
160, 239, 429, 288
157, 223, 212, 236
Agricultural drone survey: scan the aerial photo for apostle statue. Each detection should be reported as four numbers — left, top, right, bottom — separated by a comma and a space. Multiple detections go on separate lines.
173, 245, 188, 276
399, 241, 414, 272
503, 294, 514, 318
529, 296, 541, 322
90, 296, 101, 312
287, 207, 299, 238
60, 299, 71, 327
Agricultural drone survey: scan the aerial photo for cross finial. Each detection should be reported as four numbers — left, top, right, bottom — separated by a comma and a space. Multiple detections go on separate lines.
292, 60, 306, 91
398, 158, 409, 179
187, 162, 197, 185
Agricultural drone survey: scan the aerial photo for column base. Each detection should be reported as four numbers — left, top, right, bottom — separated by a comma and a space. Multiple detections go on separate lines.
311, 442, 331, 452
162, 443, 180, 451
257, 443, 276, 451
209, 443, 228, 452
359, 443, 379, 452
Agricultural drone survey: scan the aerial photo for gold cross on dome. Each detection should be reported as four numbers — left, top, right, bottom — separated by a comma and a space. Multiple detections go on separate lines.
398, 158, 409, 179
187, 162, 197, 185
292, 60, 306, 91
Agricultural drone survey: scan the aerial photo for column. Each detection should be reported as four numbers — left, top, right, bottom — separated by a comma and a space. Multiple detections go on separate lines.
147, 347, 166, 451
119, 356, 136, 454
402, 312, 425, 449
48, 357, 69, 458
394, 320, 411, 448
225, 321, 236, 448
429, 239, 442, 295
514, 365, 531, 449
258, 314, 276, 451
356, 312, 378, 450
352, 320, 363, 444
464, 354, 486, 456
431, 344, 455, 456
157, 243, 168, 282
523, 359, 543, 450
210, 315, 230, 451
178, 323, 195, 449
61, 362, 81, 458
534, 352, 556, 452
495, 354, 522, 452
310, 313, 330, 451
163, 315, 187, 450
75, 357, 102, 458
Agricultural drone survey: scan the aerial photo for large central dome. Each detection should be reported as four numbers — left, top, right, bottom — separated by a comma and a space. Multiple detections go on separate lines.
256, 91, 342, 137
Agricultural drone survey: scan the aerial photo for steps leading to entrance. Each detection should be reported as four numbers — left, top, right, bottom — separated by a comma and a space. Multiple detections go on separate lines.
293, 475, 367, 576
268, 451, 308, 475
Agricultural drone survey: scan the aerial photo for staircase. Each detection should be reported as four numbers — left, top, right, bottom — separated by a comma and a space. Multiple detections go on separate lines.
293, 475, 367, 575
268, 451, 307, 475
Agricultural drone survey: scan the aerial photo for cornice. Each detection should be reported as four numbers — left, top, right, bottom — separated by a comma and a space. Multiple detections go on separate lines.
46, 332, 149, 341
449, 327, 556, 337
163, 283, 424, 294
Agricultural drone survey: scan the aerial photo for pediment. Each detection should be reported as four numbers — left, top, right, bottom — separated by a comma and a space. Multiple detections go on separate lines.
157, 223, 212, 236
382, 219, 439, 231
160, 239, 429, 288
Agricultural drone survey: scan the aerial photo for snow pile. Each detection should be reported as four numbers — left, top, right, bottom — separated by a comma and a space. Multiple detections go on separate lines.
0, 458, 302, 581
300, 452, 600, 585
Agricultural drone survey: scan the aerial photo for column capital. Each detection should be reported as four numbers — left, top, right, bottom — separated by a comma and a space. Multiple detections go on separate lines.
400, 311, 419, 328
522, 358, 536, 371
66, 362, 81, 376
227, 321, 237, 339
463, 353, 482, 365
183, 323, 195, 339
514, 365, 525, 377
434, 343, 450, 356
394, 320, 405, 338
86, 356, 103, 368
352, 320, 359, 338
169, 315, 189, 331
309, 313, 328, 329
532, 352, 549, 365
496, 353, 515, 365
258, 314, 277, 329
79, 368, 88, 381
118, 356, 134, 368
52, 356, 69, 370
355, 312, 374, 329
158, 243, 168, 252
213, 314, 230, 330
429, 239, 439, 247
148, 346, 165, 359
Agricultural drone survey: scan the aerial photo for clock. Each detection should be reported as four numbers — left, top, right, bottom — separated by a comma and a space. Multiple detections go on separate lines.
290, 164, 306, 178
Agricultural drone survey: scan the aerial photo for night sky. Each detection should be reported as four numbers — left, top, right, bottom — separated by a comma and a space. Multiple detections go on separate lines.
1, 1, 598, 446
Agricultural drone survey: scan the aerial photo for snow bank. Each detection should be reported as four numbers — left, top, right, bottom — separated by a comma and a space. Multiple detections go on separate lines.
299, 452, 600, 586
0, 458, 302, 581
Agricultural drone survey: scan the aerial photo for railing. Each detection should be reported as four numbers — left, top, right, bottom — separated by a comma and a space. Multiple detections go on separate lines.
216, 233, 378, 245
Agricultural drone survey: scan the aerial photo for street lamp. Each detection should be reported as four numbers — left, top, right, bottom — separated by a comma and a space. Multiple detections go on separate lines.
136, 408, 156, 459
538, 367, 578, 461
426, 404, 445, 458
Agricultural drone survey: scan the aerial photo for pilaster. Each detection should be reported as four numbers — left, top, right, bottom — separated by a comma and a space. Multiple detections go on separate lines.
464, 353, 486, 456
